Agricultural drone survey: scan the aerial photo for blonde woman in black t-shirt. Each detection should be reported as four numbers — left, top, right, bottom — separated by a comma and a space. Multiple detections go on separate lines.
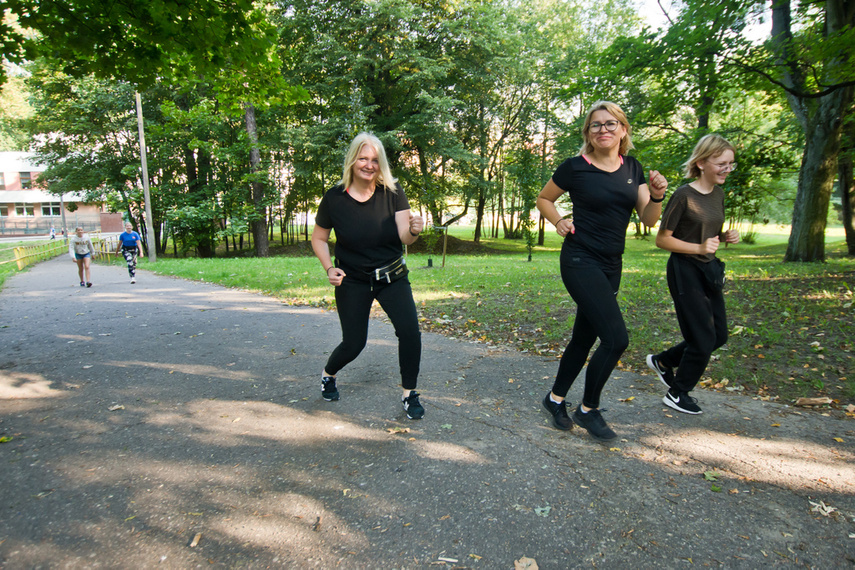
311, 132, 426, 419
537, 101, 668, 441
646, 134, 740, 415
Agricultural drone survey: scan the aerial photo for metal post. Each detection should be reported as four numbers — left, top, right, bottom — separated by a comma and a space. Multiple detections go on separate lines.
135, 92, 156, 262
59, 192, 68, 244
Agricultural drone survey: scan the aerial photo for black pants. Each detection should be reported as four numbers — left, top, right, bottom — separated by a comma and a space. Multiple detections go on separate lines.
325, 276, 421, 390
657, 254, 728, 393
552, 258, 628, 409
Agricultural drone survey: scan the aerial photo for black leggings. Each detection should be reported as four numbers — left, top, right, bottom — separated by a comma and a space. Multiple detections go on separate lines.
657, 254, 728, 392
325, 276, 421, 390
552, 259, 628, 409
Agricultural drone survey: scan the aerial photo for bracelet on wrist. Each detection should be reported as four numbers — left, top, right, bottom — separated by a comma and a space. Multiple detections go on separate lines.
325, 266, 334, 274
650, 195, 664, 203
409, 230, 419, 237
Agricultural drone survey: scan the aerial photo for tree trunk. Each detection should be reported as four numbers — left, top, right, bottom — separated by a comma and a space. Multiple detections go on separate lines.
784, 95, 851, 261
771, 0, 855, 262
840, 146, 855, 255
244, 103, 269, 257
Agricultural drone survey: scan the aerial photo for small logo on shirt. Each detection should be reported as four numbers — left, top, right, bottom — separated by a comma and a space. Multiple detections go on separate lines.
627, 178, 633, 184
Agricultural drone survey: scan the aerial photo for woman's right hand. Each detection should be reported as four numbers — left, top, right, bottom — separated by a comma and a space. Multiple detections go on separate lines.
555, 218, 575, 238
327, 267, 346, 287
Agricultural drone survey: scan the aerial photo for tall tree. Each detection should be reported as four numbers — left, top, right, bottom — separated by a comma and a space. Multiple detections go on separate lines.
765, 0, 855, 261
2, 0, 304, 257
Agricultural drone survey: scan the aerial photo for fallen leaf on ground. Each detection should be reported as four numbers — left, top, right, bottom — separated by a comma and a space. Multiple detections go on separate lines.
704, 471, 720, 481
189, 533, 202, 547
795, 397, 833, 407
107, 404, 124, 411
514, 557, 539, 570
809, 500, 837, 517
386, 427, 410, 434
833, 437, 844, 443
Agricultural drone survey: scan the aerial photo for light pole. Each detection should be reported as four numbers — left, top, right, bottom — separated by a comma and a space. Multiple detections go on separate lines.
135, 92, 156, 262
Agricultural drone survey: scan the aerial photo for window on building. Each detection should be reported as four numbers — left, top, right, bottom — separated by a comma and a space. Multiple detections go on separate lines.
20, 172, 32, 189
42, 202, 62, 216
0, 173, 5, 190
15, 203, 34, 216
0, 205, 8, 217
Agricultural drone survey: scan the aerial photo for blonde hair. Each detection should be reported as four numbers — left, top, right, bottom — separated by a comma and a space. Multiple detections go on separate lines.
683, 134, 736, 178
579, 101, 634, 156
340, 132, 397, 192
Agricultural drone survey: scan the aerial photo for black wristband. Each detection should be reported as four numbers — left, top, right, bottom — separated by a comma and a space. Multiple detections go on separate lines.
409, 230, 419, 237
650, 195, 665, 203
325, 266, 334, 274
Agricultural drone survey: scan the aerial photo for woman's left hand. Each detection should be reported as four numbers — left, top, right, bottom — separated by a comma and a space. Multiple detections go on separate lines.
409, 214, 424, 235
648, 170, 667, 200
723, 229, 740, 244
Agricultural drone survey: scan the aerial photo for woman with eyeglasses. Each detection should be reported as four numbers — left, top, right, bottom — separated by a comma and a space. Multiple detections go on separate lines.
537, 101, 667, 441
645, 134, 739, 415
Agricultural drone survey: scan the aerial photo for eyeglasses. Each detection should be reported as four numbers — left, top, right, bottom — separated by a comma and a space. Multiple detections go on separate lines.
709, 161, 737, 172
589, 120, 621, 133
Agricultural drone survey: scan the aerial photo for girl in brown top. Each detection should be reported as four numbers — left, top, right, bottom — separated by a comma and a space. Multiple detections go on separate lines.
646, 134, 740, 414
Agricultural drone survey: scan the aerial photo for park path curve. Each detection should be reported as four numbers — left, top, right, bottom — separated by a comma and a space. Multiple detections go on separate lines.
1, 257, 853, 568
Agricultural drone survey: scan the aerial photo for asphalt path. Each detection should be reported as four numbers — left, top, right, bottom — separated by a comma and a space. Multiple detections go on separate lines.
1, 257, 853, 569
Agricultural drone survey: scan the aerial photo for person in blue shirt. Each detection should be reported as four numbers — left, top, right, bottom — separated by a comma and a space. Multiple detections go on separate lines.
115, 222, 143, 284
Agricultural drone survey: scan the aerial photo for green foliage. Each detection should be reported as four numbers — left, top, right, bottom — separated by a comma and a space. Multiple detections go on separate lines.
2, 0, 288, 100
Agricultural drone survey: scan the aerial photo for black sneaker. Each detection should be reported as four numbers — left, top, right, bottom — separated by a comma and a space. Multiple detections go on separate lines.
402, 391, 424, 420
663, 390, 702, 414
321, 376, 339, 401
646, 354, 675, 390
542, 393, 573, 430
572, 405, 617, 441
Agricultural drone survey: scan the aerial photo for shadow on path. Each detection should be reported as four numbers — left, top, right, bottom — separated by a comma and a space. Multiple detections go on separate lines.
1, 258, 853, 568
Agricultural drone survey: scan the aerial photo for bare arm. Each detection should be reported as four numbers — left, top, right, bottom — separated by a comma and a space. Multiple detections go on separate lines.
655, 228, 721, 255
396, 209, 424, 245
311, 224, 345, 286
536, 179, 575, 237
636, 170, 668, 228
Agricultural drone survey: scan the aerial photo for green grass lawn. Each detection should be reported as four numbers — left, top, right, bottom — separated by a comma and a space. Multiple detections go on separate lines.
111, 224, 855, 407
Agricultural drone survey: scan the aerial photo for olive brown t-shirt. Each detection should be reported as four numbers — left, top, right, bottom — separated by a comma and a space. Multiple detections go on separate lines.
660, 183, 726, 263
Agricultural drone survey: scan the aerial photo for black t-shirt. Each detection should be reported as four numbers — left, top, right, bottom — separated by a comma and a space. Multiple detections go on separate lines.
315, 182, 410, 274
661, 183, 725, 263
551, 155, 646, 265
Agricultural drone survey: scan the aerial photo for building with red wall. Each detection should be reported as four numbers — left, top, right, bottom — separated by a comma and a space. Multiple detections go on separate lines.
0, 151, 120, 237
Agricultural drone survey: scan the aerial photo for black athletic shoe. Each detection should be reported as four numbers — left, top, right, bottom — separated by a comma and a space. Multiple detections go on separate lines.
646, 354, 675, 390
542, 392, 573, 430
402, 391, 425, 419
572, 406, 617, 441
86, 282, 92, 288
663, 390, 702, 414
321, 376, 339, 401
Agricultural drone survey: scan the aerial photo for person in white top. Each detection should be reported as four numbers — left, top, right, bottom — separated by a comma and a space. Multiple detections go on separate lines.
69, 226, 95, 287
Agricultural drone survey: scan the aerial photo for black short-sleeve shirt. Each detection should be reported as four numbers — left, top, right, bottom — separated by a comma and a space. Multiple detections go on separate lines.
315, 182, 410, 274
551, 155, 646, 265
660, 183, 725, 263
